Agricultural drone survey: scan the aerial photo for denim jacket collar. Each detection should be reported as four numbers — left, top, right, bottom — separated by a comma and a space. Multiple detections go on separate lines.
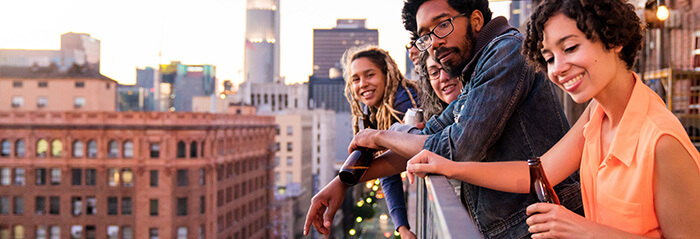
462, 16, 517, 81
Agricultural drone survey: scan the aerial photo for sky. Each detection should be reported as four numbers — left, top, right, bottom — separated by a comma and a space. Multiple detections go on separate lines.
0, 0, 511, 88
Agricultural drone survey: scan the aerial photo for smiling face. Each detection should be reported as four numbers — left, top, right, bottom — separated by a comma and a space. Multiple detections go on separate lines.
427, 56, 462, 104
415, 0, 475, 78
350, 57, 387, 107
540, 13, 623, 103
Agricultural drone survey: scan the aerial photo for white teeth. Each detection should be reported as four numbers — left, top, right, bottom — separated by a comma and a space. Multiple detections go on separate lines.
442, 85, 454, 92
361, 90, 373, 97
563, 74, 583, 89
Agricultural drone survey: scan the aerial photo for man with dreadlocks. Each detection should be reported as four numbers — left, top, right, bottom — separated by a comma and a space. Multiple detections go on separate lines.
340, 45, 419, 238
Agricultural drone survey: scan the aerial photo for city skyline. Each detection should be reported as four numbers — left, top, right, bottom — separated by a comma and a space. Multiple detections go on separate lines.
0, 0, 510, 88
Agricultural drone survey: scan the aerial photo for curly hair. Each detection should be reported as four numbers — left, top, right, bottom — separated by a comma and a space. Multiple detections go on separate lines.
415, 52, 449, 120
523, 0, 643, 71
341, 45, 419, 133
402, 0, 493, 35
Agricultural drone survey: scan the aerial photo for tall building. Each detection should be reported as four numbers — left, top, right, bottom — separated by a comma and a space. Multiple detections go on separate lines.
244, 0, 281, 86
248, 82, 309, 113
158, 61, 216, 112
0, 111, 276, 239
313, 19, 379, 78
0, 66, 117, 112
308, 75, 349, 113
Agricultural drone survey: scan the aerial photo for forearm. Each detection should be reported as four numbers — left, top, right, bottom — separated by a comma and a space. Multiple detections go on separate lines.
448, 161, 531, 194
375, 130, 429, 159
360, 150, 409, 182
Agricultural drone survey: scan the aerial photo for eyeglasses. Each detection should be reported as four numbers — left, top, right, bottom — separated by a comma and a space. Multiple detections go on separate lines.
415, 13, 468, 51
405, 40, 416, 50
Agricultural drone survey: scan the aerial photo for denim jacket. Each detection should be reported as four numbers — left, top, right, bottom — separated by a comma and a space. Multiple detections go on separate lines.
363, 84, 418, 231
421, 17, 582, 239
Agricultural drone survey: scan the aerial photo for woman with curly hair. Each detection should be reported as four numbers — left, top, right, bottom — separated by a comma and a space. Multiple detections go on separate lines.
341, 45, 419, 238
417, 52, 463, 120
406, 0, 700, 237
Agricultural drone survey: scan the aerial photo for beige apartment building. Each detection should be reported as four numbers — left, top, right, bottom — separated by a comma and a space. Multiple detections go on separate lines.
0, 66, 117, 112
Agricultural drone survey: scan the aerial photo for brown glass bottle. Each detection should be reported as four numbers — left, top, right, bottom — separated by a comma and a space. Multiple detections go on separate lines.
338, 115, 375, 186
528, 157, 560, 204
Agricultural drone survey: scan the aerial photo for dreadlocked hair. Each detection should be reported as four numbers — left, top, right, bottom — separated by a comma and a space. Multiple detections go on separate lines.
341, 45, 418, 133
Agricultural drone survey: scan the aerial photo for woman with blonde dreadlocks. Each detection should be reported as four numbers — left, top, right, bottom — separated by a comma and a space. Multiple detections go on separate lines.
341, 45, 419, 238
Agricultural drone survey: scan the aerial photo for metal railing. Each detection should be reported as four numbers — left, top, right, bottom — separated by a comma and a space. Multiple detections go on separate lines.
415, 175, 483, 239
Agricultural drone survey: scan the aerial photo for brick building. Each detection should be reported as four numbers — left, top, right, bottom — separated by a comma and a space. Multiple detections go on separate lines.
0, 111, 276, 239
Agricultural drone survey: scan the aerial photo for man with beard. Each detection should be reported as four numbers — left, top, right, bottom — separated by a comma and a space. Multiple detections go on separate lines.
304, 0, 583, 238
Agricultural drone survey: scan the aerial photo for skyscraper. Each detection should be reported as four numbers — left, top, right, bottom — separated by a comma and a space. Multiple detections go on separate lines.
313, 19, 378, 78
244, 0, 281, 85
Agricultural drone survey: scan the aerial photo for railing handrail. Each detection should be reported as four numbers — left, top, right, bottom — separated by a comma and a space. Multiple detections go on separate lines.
416, 174, 483, 239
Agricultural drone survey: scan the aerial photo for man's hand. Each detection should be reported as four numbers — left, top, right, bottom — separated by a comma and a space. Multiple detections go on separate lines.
303, 178, 349, 236
348, 129, 386, 153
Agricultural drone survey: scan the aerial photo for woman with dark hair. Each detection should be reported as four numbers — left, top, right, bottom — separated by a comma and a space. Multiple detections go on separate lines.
417, 53, 463, 120
406, 0, 700, 237
341, 45, 419, 238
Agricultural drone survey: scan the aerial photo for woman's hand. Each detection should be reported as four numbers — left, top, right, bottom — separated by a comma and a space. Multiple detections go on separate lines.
398, 226, 416, 239
526, 203, 602, 239
405, 149, 453, 184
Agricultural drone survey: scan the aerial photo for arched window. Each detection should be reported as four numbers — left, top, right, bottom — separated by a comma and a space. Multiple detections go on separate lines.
87, 140, 97, 158
15, 140, 25, 158
177, 141, 186, 158
108, 141, 119, 158
1, 140, 10, 157
190, 141, 198, 158
150, 143, 160, 158
123, 141, 134, 158
51, 139, 63, 157
36, 139, 48, 158
72, 141, 84, 158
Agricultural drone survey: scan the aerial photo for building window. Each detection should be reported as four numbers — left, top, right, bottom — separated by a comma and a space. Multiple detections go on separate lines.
287, 157, 293, 166
74, 97, 85, 109
122, 226, 132, 239
71, 197, 82, 215
36, 225, 47, 239
190, 141, 197, 158
286, 172, 293, 184
149, 228, 158, 239
108, 141, 119, 158
1, 140, 10, 157
275, 142, 280, 151
14, 168, 25, 185
12, 96, 23, 108
177, 141, 186, 158
15, 139, 25, 157
50, 226, 60, 239
38, 81, 48, 87
35, 196, 46, 215
107, 226, 118, 239
73, 141, 84, 158
72, 169, 82, 186
87, 140, 97, 158
13, 225, 24, 239
121, 197, 132, 215
70, 225, 82, 239
108, 168, 119, 187
123, 141, 133, 158
86, 168, 96, 186
13, 196, 23, 214
37, 96, 48, 108
13, 81, 22, 88
106, 83, 111, 89
275, 125, 280, 135
51, 139, 63, 157
177, 227, 187, 239
150, 143, 160, 158
177, 169, 188, 187
75, 82, 85, 88
86, 197, 97, 215
200, 196, 205, 214
149, 199, 158, 216
50, 168, 61, 185
150, 170, 158, 187
287, 126, 293, 135
49, 196, 60, 215
87, 225, 96, 239
0, 196, 8, 214
199, 168, 205, 185
287, 142, 293, 151
176, 197, 188, 216
274, 157, 280, 167
122, 168, 133, 187
36, 139, 48, 158
0, 168, 10, 185
36, 168, 46, 185
107, 197, 118, 215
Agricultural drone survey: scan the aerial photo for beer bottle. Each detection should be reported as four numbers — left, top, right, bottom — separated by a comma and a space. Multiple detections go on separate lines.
338, 115, 374, 186
528, 157, 560, 204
